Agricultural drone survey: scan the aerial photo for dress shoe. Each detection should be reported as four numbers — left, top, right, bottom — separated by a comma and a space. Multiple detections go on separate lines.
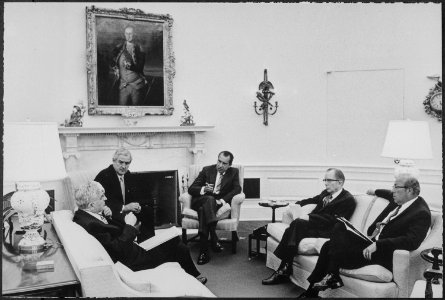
197, 251, 210, 265
211, 241, 224, 253
196, 275, 208, 285
261, 264, 292, 285
313, 273, 344, 291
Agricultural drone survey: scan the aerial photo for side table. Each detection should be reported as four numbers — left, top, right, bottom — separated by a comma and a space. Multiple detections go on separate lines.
2, 218, 80, 296
248, 200, 289, 259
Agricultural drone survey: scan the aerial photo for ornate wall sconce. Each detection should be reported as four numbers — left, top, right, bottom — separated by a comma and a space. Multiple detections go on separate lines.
254, 69, 278, 125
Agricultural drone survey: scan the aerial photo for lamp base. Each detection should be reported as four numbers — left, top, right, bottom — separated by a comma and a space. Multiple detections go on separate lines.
18, 229, 46, 254
394, 159, 419, 178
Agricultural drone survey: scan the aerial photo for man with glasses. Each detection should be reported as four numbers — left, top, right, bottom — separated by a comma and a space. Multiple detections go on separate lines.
262, 168, 356, 285
95, 148, 154, 243
73, 181, 208, 285
298, 173, 431, 298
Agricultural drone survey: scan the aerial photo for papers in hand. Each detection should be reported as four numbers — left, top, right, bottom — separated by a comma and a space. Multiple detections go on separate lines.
138, 226, 181, 251
337, 217, 372, 242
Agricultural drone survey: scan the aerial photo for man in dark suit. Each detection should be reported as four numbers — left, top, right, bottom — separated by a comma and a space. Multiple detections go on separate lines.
95, 148, 154, 243
262, 168, 356, 285
188, 151, 242, 265
298, 174, 431, 298
73, 181, 207, 284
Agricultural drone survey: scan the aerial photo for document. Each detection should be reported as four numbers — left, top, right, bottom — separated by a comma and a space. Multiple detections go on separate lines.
139, 226, 181, 251
337, 217, 372, 242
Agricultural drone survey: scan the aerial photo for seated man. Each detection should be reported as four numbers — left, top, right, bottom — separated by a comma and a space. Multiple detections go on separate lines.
95, 148, 154, 243
262, 168, 356, 285
299, 174, 431, 298
188, 151, 242, 265
73, 181, 207, 284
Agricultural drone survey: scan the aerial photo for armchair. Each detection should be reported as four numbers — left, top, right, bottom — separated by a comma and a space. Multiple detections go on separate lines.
179, 164, 245, 253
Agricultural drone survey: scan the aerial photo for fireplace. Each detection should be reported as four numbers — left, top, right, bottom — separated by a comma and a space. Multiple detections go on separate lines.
132, 170, 180, 227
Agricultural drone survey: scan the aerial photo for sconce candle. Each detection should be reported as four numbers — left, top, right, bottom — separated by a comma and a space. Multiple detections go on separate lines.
254, 69, 278, 125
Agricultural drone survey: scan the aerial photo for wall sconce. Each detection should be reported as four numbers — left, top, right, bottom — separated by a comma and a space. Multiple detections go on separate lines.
254, 69, 278, 125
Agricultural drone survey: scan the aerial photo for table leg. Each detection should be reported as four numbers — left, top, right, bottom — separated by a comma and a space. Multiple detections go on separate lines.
248, 234, 252, 259
271, 207, 276, 223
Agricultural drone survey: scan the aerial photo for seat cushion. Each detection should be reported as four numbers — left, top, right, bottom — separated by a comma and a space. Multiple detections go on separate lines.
182, 208, 198, 220
340, 265, 393, 283
183, 204, 231, 221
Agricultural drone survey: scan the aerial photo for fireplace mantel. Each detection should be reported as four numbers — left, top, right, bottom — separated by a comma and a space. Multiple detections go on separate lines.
59, 125, 215, 172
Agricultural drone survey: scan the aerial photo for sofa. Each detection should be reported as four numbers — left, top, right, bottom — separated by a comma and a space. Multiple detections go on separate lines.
265, 194, 443, 298
52, 170, 215, 297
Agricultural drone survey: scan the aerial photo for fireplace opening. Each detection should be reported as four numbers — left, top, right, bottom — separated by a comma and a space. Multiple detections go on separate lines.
132, 170, 180, 228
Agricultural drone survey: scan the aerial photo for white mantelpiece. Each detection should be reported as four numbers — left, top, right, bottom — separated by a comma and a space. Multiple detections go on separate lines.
59, 125, 214, 172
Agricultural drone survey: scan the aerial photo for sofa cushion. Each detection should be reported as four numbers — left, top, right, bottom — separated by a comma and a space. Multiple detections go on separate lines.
340, 265, 393, 283
182, 208, 198, 220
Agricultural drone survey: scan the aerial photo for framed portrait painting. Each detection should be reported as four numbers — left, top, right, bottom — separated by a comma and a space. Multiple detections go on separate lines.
86, 6, 175, 116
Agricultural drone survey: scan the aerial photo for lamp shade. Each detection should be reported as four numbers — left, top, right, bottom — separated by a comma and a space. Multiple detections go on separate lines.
381, 120, 433, 160
4, 122, 67, 183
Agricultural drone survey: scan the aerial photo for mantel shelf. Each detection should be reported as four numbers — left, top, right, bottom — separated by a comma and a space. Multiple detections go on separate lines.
58, 125, 215, 135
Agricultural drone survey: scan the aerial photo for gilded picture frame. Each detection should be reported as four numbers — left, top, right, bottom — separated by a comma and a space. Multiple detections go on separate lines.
86, 6, 175, 116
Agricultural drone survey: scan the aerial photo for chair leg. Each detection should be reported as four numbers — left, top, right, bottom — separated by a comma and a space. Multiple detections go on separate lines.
232, 231, 238, 254
182, 229, 188, 244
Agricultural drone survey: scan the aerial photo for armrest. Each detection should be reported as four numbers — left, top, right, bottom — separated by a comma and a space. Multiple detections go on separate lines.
178, 192, 192, 211
392, 249, 410, 298
230, 193, 245, 220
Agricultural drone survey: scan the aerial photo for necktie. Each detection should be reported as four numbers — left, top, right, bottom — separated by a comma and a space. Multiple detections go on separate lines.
322, 195, 332, 207
214, 173, 223, 194
370, 206, 401, 240
119, 176, 125, 204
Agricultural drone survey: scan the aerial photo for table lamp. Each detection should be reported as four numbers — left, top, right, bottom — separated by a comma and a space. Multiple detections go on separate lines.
381, 120, 433, 177
4, 122, 67, 254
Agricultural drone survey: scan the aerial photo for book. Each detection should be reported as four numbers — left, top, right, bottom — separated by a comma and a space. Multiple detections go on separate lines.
23, 260, 55, 272
337, 217, 372, 243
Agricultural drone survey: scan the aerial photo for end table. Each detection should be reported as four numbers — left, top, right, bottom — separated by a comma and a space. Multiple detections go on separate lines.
248, 200, 289, 259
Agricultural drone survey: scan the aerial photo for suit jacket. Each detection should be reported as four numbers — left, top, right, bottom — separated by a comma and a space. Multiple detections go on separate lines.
366, 189, 431, 269
188, 165, 242, 204
299, 189, 356, 231
95, 165, 140, 218
73, 209, 148, 270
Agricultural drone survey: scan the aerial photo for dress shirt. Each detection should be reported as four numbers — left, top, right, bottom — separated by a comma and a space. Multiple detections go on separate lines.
200, 171, 226, 195
85, 210, 108, 224
328, 188, 343, 204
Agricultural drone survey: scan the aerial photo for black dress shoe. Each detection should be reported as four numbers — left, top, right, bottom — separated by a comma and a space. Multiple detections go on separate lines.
313, 273, 344, 291
196, 275, 208, 285
211, 241, 224, 253
297, 289, 319, 298
197, 251, 210, 265
261, 264, 292, 285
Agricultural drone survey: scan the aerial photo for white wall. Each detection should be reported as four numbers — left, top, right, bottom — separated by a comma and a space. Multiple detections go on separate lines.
4, 3, 442, 214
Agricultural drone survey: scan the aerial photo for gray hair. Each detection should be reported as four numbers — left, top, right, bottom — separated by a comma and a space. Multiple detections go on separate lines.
74, 181, 105, 209
398, 174, 421, 196
326, 168, 345, 182
112, 148, 132, 162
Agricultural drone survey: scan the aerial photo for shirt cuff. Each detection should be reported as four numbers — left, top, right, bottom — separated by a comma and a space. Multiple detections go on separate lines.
200, 186, 205, 195
121, 205, 125, 213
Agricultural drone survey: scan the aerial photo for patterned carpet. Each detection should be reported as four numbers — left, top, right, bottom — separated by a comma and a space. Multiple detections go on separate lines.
187, 221, 304, 298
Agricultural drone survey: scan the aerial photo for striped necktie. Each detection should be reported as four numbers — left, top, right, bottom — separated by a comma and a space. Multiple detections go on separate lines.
214, 173, 223, 194
322, 195, 332, 207
370, 206, 401, 240
100, 214, 109, 224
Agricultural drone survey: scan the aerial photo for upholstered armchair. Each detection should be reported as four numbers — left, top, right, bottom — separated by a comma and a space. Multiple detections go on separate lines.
179, 164, 245, 253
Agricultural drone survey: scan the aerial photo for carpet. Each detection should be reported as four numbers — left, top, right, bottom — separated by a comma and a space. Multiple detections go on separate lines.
187, 221, 304, 298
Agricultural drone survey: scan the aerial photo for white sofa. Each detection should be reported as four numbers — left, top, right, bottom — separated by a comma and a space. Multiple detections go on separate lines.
266, 194, 443, 298
54, 169, 215, 297
51, 210, 215, 297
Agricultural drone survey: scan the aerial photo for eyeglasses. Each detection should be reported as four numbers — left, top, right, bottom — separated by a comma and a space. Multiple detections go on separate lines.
323, 179, 340, 183
393, 185, 407, 189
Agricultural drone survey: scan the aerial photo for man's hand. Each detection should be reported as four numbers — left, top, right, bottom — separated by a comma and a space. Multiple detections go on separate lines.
103, 206, 112, 218
366, 189, 376, 196
363, 242, 377, 260
123, 202, 141, 214
203, 183, 214, 194
124, 212, 137, 226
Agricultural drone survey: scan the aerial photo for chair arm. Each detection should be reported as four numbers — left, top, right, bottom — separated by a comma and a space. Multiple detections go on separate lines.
178, 192, 192, 211
230, 193, 245, 221
392, 249, 410, 298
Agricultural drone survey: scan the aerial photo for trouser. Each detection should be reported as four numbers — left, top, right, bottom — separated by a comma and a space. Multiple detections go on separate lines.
135, 205, 155, 243
307, 222, 378, 284
274, 218, 327, 265
119, 83, 145, 106
135, 236, 200, 277
191, 195, 222, 251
